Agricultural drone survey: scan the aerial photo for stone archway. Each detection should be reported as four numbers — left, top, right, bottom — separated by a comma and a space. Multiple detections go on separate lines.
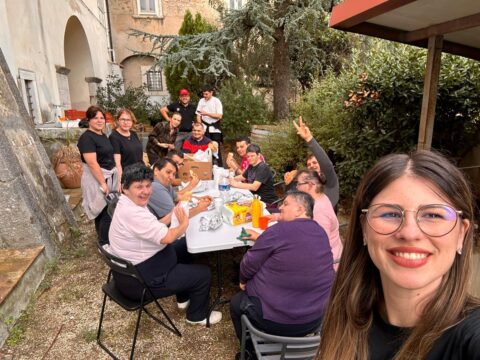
121, 54, 155, 88
63, 16, 94, 110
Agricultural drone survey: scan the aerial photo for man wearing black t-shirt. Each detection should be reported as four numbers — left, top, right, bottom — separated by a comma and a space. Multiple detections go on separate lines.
160, 89, 196, 151
229, 144, 277, 205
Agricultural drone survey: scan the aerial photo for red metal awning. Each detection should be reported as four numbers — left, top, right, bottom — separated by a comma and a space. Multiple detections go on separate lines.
330, 0, 480, 61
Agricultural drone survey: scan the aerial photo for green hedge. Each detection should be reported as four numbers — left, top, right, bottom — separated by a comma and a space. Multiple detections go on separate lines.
261, 40, 480, 198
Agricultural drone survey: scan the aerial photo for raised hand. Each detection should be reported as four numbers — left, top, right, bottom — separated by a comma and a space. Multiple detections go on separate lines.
293, 116, 313, 142
173, 204, 189, 229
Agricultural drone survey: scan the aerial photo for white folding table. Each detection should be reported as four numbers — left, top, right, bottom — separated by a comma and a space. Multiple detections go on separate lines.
184, 183, 270, 326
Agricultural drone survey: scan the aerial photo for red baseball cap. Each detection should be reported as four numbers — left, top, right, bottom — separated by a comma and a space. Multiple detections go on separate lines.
179, 89, 189, 96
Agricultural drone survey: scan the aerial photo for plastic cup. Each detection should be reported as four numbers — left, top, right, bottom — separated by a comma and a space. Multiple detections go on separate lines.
259, 216, 270, 230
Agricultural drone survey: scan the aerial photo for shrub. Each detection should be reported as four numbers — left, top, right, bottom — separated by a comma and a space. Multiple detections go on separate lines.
217, 78, 272, 142
96, 74, 162, 124
262, 40, 480, 198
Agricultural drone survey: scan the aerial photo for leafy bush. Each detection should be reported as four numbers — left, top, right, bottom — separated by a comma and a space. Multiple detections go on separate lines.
96, 74, 162, 124
217, 78, 272, 142
262, 40, 480, 198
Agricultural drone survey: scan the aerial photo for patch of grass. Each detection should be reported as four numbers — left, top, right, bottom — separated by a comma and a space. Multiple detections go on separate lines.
81, 329, 97, 343
44, 258, 60, 274
61, 242, 88, 260
37, 258, 60, 293
69, 226, 83, 239
5, 296, 36, 347
6, 325, 25, 346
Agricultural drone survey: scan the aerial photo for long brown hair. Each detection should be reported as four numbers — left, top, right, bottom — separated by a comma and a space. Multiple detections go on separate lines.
318, 150, 479, 360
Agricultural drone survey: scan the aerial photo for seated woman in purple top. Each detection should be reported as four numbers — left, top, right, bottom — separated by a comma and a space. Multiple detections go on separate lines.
229, 191, 335, 360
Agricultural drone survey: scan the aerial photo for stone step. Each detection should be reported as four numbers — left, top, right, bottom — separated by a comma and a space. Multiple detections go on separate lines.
0, 245, 47, 345
0, 246, 45, 305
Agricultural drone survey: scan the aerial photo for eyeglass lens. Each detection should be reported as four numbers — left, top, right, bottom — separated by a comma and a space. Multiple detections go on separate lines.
365, 204, 459, 237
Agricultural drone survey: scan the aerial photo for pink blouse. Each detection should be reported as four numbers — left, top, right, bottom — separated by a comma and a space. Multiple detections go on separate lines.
313, 194, 343, 271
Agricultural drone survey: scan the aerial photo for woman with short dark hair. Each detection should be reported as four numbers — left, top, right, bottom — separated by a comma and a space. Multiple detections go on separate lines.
108, 163, 221, 326
77, 105, 118, 245
318, 150, 480, 360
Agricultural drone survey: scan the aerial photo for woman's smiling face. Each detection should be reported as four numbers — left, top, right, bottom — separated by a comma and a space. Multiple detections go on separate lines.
363, 174, 469, 297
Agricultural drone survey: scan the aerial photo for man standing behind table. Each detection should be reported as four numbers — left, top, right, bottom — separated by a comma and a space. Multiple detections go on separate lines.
229, 144, 277, 207
160, 89, 197, 151
196, 85, 223, 166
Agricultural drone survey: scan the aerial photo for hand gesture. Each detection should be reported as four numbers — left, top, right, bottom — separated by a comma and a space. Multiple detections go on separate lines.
196, 196, 212, 212
226, 158, 238, 169
173, 203, 189, 230
284, 169, 298, 185
229, 177, 238, 187
209, 141, 219, 153
293, 116, 313, 142
189, 172, 200, 188
244, 229, 260, 241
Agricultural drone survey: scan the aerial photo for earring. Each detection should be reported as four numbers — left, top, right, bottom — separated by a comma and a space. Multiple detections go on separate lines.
363, 238, 367, 246
457, 248, 462, 255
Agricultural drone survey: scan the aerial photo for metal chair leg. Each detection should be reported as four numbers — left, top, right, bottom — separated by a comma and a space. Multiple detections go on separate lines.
129, 303, 144, 360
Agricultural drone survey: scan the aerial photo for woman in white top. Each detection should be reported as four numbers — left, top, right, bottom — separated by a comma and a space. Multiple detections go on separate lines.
108, 163, 221, 325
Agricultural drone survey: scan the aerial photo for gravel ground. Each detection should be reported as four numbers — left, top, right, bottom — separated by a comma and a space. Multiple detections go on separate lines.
1, 215, 245, 360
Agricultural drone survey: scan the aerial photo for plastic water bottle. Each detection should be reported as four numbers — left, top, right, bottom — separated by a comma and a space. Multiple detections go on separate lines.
218, 175, 231, 202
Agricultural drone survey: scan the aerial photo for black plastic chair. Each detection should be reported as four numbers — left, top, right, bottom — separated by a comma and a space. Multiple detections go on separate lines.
96, 244, 181, 359
240, 315, 320, 360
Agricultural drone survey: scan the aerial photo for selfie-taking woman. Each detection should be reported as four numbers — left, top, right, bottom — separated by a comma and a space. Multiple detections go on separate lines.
318, 150, 480, 360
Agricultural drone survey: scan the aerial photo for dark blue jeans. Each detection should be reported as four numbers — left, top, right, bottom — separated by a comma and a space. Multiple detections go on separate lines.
113, 238, 211, 322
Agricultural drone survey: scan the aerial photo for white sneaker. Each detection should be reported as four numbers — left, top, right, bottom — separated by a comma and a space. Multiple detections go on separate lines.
177, 300, 190, 310
186, 311, 222, 326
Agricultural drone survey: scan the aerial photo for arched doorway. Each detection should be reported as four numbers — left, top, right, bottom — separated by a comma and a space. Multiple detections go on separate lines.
63, 16, 94, 110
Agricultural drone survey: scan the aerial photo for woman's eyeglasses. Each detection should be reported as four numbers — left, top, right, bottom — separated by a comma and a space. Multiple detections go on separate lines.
296, 181, 310, 187
361, 203, 462, 237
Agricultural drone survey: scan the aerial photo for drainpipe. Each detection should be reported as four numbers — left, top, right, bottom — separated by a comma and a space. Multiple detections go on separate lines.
105, 0, 115, 62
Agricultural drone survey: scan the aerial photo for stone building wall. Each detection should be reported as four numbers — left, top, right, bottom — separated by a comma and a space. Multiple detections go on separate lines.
0, 49, 76, 257
110, 0, 220, 103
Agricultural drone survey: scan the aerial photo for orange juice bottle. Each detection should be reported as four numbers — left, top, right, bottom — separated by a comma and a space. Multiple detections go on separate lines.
251, 195, 262, 228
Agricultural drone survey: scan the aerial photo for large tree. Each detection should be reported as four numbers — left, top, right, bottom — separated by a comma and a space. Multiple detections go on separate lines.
164, 10, 217, 100
132, 0, 342, 120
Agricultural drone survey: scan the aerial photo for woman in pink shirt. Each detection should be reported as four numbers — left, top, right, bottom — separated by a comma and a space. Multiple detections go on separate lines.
295, 170, 343, 271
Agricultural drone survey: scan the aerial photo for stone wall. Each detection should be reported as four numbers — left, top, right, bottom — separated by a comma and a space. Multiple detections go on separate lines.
0, 48, 76, 257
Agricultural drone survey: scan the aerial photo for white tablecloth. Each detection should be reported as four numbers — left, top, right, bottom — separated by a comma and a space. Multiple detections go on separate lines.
185, 181, 269, 254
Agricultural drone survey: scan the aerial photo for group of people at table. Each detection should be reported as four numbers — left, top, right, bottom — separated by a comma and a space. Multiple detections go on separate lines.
77, 88, 480, 359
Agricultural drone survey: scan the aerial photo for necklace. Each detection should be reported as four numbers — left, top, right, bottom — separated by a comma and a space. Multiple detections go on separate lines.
117, 129, 131, 140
